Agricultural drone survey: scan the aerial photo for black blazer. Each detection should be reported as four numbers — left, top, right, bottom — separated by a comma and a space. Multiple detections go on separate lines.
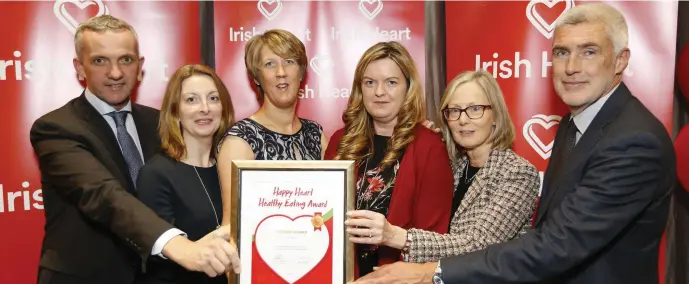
439, 83, 676, 284
30, 94, 174, 284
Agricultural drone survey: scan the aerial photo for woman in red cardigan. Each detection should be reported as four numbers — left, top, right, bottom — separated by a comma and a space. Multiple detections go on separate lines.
324, 41, 454, 278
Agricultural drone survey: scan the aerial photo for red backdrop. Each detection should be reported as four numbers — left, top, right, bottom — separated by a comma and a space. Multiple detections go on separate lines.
213, 1, 426, 282
0, 0, 679, 283
214, 0, 426, 137
445, 1, 678, 283
0, 1, 200, 283
446, 0, 677, 188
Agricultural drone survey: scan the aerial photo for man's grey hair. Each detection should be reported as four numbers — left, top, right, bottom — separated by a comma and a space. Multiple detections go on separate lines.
74, 15, 139, 59
555, 3, 629, 54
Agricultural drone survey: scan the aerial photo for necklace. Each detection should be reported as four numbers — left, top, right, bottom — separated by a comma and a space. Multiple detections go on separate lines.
193, 165, 221, 229
463, 160, 479, 184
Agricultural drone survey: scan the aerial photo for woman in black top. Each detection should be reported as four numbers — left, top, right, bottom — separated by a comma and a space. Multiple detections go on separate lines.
135, 64, 237, 284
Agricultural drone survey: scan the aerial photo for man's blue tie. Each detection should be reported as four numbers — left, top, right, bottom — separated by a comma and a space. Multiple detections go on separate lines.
107, 111, 144, 188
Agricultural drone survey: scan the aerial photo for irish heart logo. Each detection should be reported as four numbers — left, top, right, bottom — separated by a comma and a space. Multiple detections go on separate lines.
525, 0, 575, 39
258, 0, 282, 20
309, 54, 334, 77
254, 215, 329, 283
523, 114, 561, 159
359, 0, 383, 20
53, 0, 110, 35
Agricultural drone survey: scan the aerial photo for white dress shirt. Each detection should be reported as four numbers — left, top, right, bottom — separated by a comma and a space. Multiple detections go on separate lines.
571, 83, 620, 144
84, 89, 145, 161
84, 89, 185, 258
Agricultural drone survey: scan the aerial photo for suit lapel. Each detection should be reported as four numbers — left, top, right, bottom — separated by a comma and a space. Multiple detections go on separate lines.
535, 83, 632, 226
131, 104, 159, 162
74, 94, 134, 192
543, 114, 570, 191
535, 114, 571, 224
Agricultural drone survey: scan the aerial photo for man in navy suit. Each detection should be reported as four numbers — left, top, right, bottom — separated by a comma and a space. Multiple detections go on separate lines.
353, 3, 676, 283
31, 15, 240, 284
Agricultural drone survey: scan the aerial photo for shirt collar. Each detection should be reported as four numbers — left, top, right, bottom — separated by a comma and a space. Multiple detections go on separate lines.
84, 88, 133, 115
571, 83, 620, 134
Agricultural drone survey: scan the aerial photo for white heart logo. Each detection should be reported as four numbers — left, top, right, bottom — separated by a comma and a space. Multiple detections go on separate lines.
255, 215, 329, 283
257, 0, 282, 20
53, 0, 110, 35
359, 0, 383, 20
523, 114, 561, 159
525, 0, 574, 39
309, 54, 334, 77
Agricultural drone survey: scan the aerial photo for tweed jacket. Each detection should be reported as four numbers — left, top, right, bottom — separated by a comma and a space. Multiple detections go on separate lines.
403, 149, 540, 263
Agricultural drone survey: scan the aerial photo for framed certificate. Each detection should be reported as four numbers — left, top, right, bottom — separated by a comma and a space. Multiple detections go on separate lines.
230, 160, 356, 284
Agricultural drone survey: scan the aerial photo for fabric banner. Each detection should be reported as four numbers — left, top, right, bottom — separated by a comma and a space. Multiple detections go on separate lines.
446, 0, 677, 191
445, 1, 678, 283
213, 0, 426, 138
213, 0, 425, 282
0, 1, 201, 283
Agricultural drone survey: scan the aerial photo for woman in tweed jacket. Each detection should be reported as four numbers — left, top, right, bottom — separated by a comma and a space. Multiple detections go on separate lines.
346, 70, 540, 263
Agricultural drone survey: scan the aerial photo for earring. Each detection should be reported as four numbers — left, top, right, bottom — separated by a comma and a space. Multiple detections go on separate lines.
137, 73, 143, 81
78, 75, 84, 81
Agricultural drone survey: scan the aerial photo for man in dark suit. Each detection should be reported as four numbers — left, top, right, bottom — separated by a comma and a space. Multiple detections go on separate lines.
31, 15, 240, 284
352, 3, 676, 284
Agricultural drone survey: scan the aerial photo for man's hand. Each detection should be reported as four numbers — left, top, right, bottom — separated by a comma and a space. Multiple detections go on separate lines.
421, 120, 442, 135
162, 225, 241, 277
350, 261, 437, 284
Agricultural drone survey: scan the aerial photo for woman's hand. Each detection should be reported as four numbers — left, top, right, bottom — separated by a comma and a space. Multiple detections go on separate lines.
421, 120, 442, 134
344, 210, 407, 249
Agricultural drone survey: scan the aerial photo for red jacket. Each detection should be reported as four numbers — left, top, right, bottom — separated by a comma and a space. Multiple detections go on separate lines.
325, 125, 454, 277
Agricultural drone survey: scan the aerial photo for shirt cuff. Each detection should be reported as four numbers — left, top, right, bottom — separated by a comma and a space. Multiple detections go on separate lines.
151, 228, 186, 259
434, 261, 444, 284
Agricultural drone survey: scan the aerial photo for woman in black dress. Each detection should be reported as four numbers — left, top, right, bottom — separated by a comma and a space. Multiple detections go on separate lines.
135, 64, 238, 284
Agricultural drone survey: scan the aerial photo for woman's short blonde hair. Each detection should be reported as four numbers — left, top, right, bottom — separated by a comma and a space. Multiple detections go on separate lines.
440, 70, 515, 164
159, 64, 235, 161
334, 41, 425, 170
244, 29, 308, 100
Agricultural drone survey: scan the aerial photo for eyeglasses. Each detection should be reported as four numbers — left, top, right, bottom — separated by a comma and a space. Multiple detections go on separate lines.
442, 105, 492, 121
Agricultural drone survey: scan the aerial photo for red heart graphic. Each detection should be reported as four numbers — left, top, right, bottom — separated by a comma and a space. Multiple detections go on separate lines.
363, 1, 380, 13
64, 3, 100, 21
261, 2, 278, 15
532, 123, 558, 148
253, 214, 330, 283
534, 2, 567, 28
251, 215, 333, 283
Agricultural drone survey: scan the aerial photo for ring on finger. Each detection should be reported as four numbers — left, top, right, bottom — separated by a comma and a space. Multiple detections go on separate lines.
369, 230, 372, 238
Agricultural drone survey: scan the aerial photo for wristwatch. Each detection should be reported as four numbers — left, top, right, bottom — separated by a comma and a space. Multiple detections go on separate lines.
433, 261, 444, 284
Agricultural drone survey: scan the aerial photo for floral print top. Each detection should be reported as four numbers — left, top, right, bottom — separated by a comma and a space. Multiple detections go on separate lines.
356, 135, 402, 216
355, 134, 403, 276
356, 158, 401, 216
220, 118, 323, 160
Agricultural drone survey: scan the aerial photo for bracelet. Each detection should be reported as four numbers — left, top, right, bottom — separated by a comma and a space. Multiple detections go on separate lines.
401, 230, 412, 253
